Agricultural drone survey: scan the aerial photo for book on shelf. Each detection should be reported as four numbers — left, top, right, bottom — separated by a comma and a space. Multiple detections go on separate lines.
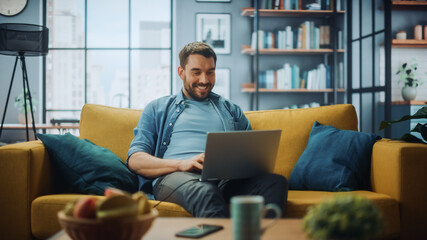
337, 30, 343, 49
251, 22, 329, 50
260, 0, 342, 11
256, 61, 344, 90
261, 0, 299, 10
338, 61, 344, 89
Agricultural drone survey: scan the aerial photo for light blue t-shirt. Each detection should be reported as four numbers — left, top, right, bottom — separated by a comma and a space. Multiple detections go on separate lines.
163, 97, 225, 160
153, 97, 225, 187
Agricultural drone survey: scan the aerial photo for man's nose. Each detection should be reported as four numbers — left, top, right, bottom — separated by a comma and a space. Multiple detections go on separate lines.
199, 73, 209, 84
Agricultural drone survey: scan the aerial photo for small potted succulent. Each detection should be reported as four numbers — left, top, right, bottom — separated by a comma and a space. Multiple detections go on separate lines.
14, 88, 38, 124
302, 195, 384, 240
396, 59, 426, 101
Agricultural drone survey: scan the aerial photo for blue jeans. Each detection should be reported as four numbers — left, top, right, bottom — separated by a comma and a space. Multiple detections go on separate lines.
153, 172, 288, 218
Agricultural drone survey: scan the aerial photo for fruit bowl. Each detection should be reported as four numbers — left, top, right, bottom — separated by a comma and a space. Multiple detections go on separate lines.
58, 208, 158, 240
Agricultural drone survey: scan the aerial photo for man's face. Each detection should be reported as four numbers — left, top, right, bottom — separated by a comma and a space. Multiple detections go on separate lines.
178, 54, 215, 101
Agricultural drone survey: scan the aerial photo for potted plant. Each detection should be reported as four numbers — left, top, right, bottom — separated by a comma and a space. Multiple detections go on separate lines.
14, 88, 38, 124
396, 59, 426, 101
302, 195, 384, 240
379, 105, 427, 144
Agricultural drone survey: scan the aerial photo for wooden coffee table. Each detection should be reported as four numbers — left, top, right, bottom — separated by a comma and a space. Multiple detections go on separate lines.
50, 217, 308, 240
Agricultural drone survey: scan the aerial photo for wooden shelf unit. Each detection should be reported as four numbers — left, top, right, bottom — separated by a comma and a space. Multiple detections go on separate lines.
392, 39, 427, 48
241, 6, 346, 109
241, 83, 345, 93
241, 8, 345, 17
392, 1, 427, 10
242, 87, 346, 93
241, 45, 344, 55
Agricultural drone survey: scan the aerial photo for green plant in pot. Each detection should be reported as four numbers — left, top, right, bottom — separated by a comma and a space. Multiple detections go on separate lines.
302, 195, 384, 240
379, 105, 427, 144
14, 88, 38, 124
396, 59, 426, 101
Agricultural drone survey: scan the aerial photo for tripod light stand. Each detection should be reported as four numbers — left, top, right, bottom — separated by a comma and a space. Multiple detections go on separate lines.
0, 23, 49, 141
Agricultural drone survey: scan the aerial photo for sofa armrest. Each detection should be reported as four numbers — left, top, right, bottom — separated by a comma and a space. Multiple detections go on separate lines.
0, 141, 53, 239
371, 139, 427, 239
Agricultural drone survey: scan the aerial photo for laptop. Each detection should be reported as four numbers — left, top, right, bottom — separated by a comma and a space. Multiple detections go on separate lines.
200, 129, 282, 182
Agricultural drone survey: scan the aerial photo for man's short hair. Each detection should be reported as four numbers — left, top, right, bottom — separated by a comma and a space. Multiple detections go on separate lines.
179, 42, 217, 68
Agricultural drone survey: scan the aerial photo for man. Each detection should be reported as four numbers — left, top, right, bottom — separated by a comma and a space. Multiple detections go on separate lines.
127, 42, 288, 218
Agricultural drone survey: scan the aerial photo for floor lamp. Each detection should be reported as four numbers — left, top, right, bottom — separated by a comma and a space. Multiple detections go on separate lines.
0, 23, 49, 141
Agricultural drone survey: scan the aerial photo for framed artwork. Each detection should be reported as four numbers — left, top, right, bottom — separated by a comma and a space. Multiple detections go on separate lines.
196, 13, 231, 54
196, 0, 231, 2
214, 68, 231, 99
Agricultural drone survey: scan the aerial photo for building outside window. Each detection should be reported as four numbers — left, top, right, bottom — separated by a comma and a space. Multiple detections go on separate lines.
45, 0, 171, 124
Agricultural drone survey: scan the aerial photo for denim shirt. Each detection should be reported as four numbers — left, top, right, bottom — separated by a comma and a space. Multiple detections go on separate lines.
127, 90, 252, 193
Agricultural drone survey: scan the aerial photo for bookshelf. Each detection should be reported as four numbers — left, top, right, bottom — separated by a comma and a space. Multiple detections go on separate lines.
392, 39, 427, 48
391, 1, 427, 10
383, 1, 427, 139
242, 1, 346, 110
241, 83, 345, 93
241, 8, 345, 17
241, 45, 345, 55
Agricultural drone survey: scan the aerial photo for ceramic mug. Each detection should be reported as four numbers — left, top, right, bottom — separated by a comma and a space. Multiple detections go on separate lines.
231, 195, 281, 240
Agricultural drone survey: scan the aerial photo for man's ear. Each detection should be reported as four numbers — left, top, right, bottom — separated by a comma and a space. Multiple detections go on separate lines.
178, 66, 184, 80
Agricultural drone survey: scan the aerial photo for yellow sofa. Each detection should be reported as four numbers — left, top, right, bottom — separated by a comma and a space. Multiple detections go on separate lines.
0, 103, 426, 239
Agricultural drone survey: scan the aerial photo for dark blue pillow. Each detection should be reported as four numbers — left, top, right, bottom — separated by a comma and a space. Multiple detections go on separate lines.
37, 133, 138, 195
289, 121, 381, 191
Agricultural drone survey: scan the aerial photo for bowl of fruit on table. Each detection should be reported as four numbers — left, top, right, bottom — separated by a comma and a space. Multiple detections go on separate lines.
58, 188, 157, 240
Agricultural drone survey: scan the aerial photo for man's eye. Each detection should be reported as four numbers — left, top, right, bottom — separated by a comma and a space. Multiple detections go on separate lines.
193, 72, 201, 75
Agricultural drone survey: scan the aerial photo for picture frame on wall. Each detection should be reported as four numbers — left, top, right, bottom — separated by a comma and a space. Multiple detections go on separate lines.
196, 13, 231, 54
214, 68, 231, 99
196, 0, 231, 2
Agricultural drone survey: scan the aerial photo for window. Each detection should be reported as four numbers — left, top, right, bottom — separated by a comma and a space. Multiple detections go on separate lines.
45, 0, 171, 123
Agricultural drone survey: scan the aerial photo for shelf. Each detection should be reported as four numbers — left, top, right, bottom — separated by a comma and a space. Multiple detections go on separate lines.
241, 45, 345, 55
392, 100, 427, 106
392, 39, 427, 48
241, 84, 345, 93
392, 1, 427, 10
241, 8, 345, 17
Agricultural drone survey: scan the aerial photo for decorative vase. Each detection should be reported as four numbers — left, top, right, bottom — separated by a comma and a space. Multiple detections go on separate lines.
18, 113, 32, 124
401, 86, 417, 101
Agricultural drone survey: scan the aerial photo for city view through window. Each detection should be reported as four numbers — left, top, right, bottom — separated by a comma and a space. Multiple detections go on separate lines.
45, 0, 171, 123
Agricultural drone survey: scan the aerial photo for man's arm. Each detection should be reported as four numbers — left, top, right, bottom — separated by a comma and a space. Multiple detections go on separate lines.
128, 152, 204, 178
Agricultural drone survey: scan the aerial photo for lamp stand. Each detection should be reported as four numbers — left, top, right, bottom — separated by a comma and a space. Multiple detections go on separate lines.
0, 54, 37, 141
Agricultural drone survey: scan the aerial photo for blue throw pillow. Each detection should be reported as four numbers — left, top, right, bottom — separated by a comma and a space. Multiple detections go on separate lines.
37, 133, 138, 195
289, 121, 381, 191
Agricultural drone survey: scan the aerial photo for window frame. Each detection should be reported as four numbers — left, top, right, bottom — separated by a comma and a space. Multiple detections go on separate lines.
42, 0, 173, 124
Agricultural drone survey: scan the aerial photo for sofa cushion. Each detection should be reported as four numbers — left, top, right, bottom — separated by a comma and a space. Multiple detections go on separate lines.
289, 121, 380, 191
37, 133, 139, 195
31, 195, 191, 239
245, 104, 358, 179
79, 104, 142, 162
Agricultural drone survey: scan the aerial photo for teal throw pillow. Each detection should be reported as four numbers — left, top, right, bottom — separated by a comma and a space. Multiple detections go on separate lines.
289, 121, 381, 191
37, 133, 138, 195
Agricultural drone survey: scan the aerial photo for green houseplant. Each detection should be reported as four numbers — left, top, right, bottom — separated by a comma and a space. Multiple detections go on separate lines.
302, 195, 384, 240
14, 88, 38, 124
396, 59, 426, 101
379, 105, 427, 144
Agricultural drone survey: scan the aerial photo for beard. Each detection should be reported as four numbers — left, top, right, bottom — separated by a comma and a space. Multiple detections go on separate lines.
183, 76, 213, 101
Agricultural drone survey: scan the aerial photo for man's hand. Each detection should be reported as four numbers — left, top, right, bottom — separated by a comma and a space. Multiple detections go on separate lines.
178, 153, 204, 172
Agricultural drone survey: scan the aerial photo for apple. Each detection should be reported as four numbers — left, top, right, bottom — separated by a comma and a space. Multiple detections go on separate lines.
73, 197, 97, 219
104, 187, 127, 197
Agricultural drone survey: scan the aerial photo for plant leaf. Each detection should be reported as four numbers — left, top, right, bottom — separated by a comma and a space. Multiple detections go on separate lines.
400, 133, 426, 144
411, 123, 427, 141
378, 107, 427, 131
